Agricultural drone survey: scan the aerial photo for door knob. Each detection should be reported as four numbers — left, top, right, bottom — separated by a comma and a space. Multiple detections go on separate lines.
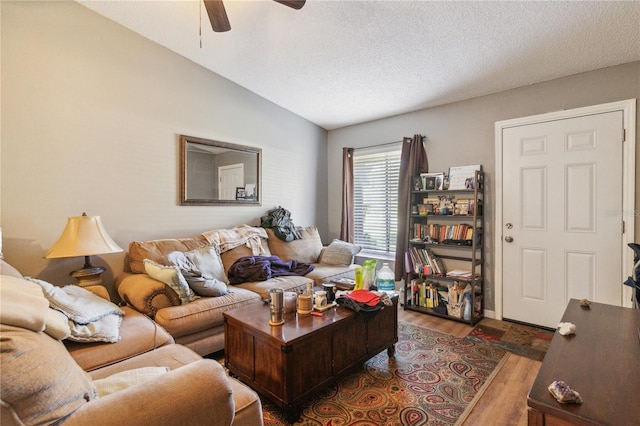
505, 236, 514, 243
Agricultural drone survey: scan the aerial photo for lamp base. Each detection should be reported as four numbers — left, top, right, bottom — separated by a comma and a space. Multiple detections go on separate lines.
70, 266, 105, 287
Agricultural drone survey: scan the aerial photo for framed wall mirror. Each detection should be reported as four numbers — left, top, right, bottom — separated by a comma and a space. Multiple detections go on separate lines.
179, 135, 261, 206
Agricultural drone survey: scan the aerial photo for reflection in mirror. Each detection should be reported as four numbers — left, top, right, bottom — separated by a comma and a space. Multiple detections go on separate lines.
180, 135, 261, 205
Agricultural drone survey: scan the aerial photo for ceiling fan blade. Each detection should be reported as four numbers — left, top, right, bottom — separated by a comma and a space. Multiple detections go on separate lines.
273, 0, 306, 10
203, 0, 231, 32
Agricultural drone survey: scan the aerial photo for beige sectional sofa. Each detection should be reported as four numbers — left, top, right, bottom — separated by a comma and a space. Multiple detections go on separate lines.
0, 259, 263, 426
115, 225, 358, 356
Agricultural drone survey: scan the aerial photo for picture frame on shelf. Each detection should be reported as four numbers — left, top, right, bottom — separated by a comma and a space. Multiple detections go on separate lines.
448, 165, 481, 190
420, 172, 445, 190
412, 176, 424, 191
235, 187, 246, 200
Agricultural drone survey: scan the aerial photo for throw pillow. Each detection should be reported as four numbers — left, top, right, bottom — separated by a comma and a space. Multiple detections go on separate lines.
182, 272, 229, 297
184, 245, 229, 284
0, 324, 95, 425
128, 237, 208, 274
143, 259, 198, 304
265, 226, 323, 264
319, 239, 362, 265
93, 367, 169, 398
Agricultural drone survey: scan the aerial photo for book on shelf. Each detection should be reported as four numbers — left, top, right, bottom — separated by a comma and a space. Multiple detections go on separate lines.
407, 246, 448, 276
409, 279, 441, 309
446, 269, 473, 279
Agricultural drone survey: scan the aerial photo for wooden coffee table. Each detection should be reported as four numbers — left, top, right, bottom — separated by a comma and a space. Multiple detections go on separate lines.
223, 295, 398, 421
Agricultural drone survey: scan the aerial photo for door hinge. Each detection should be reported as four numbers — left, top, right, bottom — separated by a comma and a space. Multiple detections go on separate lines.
622, 220, 625, 234
622, 128, 626, 142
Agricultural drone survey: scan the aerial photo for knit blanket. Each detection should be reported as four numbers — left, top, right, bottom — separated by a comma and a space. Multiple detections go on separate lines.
26, 277, 124, 343
201, 225, 268, 254
227, 255, 314, 284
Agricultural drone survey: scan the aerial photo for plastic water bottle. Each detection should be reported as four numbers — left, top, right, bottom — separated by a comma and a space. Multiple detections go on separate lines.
463, 293, 472, 321
376, 263, 395, 292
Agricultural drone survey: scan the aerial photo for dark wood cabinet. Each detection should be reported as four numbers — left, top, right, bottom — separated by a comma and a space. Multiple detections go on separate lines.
527, 299, 640, 425
224, 297, 398, 417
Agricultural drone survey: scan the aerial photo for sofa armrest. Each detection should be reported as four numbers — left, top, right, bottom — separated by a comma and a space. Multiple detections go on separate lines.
116, 273, 180, 317
65, 359, 234, 426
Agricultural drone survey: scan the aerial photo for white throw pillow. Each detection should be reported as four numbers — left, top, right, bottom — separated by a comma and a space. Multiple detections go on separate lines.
319, 239, 362, 265
143, 259, 198, 304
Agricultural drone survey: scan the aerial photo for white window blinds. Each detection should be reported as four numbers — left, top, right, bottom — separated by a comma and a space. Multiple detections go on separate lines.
353, 144, 402, 255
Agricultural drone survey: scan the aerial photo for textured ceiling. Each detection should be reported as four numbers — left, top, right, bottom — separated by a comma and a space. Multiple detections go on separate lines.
77, 0, 640, 130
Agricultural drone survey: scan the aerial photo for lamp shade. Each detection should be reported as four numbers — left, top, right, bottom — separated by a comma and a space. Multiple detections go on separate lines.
45, 214, 122, 259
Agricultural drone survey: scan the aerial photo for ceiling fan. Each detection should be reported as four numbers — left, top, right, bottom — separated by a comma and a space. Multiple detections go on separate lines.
203, 0, 306, 33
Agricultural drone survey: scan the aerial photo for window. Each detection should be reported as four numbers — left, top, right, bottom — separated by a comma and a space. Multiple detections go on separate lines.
353, 144, 401, 255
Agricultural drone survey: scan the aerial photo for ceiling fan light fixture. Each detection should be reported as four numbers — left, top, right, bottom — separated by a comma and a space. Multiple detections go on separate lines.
203, 0, 231, 32
203, 0, 305, 33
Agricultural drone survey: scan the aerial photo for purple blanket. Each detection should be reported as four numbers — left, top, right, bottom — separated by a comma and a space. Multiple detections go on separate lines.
228, 255, 315, 284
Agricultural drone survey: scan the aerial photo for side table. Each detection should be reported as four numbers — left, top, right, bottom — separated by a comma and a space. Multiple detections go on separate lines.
527, 299, 640, 425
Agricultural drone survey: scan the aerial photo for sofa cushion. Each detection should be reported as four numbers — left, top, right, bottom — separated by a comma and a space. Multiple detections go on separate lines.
234, 275, 311, 300
153, 288, 261, 338
144, 259, 198, 305
318, 239, 362, 265
220, 239, 271, 274
93, 367, 169, 398
87, 344, 204, 379
0, 324, 95, 426
128, 237, 207, 274
265, 226, 323, 264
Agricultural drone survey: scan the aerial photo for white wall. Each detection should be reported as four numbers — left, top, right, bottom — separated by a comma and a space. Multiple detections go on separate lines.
1, 1, 327, 292
327, 62, 640, 311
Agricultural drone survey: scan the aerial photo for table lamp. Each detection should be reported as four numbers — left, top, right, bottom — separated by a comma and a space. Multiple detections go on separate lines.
45, 213, 122, 287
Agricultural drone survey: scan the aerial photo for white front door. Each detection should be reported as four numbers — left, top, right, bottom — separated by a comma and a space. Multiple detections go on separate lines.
501, 111, 625, 328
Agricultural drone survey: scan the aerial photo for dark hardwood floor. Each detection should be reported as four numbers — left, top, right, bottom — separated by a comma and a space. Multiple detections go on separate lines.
398, 306, 541, 425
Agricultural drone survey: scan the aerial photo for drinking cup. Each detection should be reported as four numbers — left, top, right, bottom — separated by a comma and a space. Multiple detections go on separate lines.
322, 283, 336, 302
284, 291, 297, 313
268, 288, 284, 325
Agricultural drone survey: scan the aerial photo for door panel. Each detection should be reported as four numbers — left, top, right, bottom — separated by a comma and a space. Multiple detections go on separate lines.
521, 248, 546, 301
502, 111, 623, 327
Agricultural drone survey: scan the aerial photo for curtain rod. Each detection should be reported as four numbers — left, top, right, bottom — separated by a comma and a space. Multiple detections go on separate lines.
354, 136, 424, 151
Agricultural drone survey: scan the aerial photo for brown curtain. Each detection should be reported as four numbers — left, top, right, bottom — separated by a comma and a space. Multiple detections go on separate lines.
340, 147, 355, 242
394, 135, 428, 280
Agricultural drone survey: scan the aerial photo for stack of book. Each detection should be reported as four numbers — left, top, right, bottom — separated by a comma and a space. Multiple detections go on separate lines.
409, 279, 442, 309
406, 247, 446, 276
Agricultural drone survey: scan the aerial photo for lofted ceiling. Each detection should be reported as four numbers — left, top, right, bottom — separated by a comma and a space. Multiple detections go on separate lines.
77, 0, 640, 130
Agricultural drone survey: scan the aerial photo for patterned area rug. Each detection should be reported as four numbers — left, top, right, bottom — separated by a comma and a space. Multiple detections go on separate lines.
464, 318, 554, 361
261, 322, 507, 425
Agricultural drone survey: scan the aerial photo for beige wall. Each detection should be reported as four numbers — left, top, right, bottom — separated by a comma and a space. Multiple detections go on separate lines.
1, 1, 328, 291
2, 1, 638, 309
327, 61, 640, 311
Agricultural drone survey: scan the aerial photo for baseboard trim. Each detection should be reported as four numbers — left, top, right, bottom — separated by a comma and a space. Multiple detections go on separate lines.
483, 309, 496, 320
